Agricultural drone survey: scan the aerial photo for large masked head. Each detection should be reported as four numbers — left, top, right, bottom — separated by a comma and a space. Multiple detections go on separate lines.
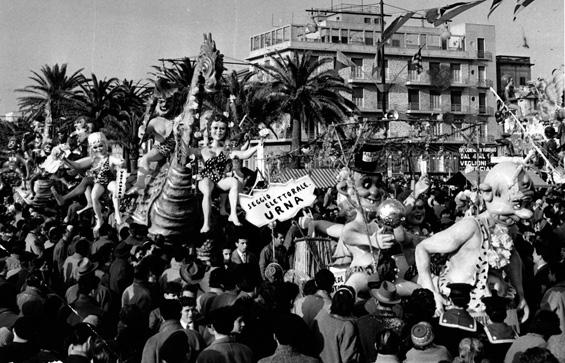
337, 144, 387, 219
480, 162, 535, 226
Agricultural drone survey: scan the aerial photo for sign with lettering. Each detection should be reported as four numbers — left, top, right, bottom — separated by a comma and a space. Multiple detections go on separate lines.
458, 146, 497, 171
240, 176, 316, 227
329, 266, 348, 293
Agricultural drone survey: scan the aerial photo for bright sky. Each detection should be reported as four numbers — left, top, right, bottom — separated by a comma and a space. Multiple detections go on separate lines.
0, 0, 563, 115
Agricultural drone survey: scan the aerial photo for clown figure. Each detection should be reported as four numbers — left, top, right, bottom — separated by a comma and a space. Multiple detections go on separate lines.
416, 162, 533, 321
52, 132, 124, 232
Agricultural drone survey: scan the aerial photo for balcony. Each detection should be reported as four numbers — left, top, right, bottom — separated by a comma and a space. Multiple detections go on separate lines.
408, 101, 420, 111
353, 98, 364, 108
476, 51, 493, 60
478, 106, 494, 114
477, 79, 494, 88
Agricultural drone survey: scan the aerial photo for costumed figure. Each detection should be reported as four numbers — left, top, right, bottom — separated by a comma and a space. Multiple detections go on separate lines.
1, 136, 28, 184
305, 144, 422, 296
198, 111, 262, 233
131, 34, 225, 238
416, 161, 533, 323
52, 132, 125, 232
127, 79, 179, 196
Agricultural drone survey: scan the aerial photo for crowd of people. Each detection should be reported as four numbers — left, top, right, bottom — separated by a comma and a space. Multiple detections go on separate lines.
1, 128, 565, 363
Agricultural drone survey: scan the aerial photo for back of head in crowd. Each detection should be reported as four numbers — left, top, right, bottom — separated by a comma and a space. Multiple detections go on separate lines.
160, 330, 191, 363
209, 267, 227, 289
531, 310, 561, 339
207, 307, 236, 335
160, 299, 182, 321
314, 269, 335, 294
331, 285, 356, 316
68, 323, 96, 350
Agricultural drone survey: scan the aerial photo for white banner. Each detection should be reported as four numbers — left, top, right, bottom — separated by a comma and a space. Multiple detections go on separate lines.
240, 176, 316, 227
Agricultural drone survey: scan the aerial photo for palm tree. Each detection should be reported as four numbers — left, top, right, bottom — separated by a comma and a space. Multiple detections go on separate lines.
76, 74, 120, 130
258, 51, 357, 167
224, 70, 282, 140
16, 64, 85, 138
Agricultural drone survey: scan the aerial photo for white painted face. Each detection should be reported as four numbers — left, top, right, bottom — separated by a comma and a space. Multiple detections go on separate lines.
91, 141, 105, 155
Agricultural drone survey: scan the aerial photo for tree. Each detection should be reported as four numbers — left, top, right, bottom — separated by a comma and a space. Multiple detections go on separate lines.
258, 51, 357, 167
101, 79, 153, 171
76, 74, 120, 130
16, 64, 85, 138
224, 70, 282, 141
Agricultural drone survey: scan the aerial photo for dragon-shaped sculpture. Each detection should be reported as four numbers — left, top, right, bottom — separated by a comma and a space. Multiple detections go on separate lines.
132, 34, 224, 238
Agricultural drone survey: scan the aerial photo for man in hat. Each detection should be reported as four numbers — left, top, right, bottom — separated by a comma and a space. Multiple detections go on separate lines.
304, 143, 423, 295
435, 283, 479, 356
480, 295, 517, 363
65, 260, 111, 314
121, 262, 153, 316
357, 279, 404, 362
109, 242, 133, 297
405, 321, 451, 362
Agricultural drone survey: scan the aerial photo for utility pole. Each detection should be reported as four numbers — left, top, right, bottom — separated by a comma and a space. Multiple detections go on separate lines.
379, 0, 388, 136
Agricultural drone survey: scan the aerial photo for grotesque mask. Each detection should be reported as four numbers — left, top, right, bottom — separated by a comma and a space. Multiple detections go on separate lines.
480, 162, 534, 225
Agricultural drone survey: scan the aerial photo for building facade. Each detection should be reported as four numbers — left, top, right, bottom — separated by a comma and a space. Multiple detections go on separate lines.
247, 6, 499, 174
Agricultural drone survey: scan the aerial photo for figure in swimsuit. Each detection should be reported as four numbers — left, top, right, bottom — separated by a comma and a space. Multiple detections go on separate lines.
52, 132, 124, 233
198, 111, 262, 233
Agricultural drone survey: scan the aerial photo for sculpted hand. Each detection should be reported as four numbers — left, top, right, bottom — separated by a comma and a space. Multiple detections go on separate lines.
433, 290, 447, 316
374, 226, 395, 249
414, 175, 430, 199
518, 298, 530, 323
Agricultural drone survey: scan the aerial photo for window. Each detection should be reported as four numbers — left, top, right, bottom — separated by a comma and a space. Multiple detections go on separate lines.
351, 58, 363, 78
451, 64, 461, 83
408, 61, 420, 81
408, 90, 419, 110
350, 30, 364, 44
429, 62, 440, 74
451, 91, 462, 112
519, 77, 526, 86
352, 88, 364, 108
478, 66, 486, 83
364, 31, 374, 46
331, 29, 340, 43
364, 17, 371, 24
377, 90, 388, 110
479, 93, 487, 113
341, 29, 348, 44
390, 34, 403, 47
374, 18, 380, 24
405, 34, 419, 48
430, 91, 441, 110
427, 34, 441, 49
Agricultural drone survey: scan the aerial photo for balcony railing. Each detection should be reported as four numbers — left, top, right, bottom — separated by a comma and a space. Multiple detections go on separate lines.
408, 101, 420, 111
479, 106, 494, 114
477, 79, 494, 88
476, 51, 493, 60
451, 104, 462, 112
353, 98, 364, 108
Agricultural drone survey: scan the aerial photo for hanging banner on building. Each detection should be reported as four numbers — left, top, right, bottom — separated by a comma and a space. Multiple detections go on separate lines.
240, 175, 317, 227
458, 146, 497, 171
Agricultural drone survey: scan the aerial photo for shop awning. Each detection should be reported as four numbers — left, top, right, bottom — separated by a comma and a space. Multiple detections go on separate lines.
279, 168, 339, 189
447, 170, 549, 188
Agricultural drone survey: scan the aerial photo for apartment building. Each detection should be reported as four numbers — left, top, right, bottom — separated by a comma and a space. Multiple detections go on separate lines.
247, 5, 499, 174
